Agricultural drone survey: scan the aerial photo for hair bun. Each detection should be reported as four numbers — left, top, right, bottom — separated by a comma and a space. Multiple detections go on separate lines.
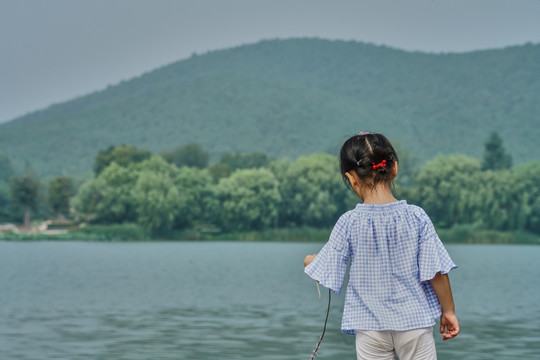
339, 133, 398, 188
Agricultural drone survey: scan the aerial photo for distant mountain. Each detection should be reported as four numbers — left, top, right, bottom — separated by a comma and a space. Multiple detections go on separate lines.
1, 38, 539, 177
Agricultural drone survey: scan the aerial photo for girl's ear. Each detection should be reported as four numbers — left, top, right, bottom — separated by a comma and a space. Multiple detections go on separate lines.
345, 171, 365, 201
345, 171, 357, 187
392, 162, 398, 179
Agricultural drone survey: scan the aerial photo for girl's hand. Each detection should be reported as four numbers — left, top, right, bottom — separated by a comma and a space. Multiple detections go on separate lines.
303, 254, 317, 267
440, 311, 460, 340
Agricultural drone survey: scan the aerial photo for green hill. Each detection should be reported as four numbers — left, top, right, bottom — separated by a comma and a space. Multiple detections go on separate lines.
1, 38, 539, 177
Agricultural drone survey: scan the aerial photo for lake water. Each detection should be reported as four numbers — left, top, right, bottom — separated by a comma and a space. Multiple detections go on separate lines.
0, 241, 539, 360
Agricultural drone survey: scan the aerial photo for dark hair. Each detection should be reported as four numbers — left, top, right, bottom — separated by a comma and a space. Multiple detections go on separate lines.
339, 133, 398, 188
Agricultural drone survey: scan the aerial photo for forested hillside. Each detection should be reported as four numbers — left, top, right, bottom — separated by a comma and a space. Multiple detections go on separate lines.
1, 38, 538, 177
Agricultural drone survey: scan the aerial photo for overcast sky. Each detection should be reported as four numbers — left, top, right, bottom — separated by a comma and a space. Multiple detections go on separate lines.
1, 0, 539, 123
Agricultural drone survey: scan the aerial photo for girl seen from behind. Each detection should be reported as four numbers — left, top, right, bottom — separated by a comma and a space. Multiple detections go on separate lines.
304, 132, 459, 360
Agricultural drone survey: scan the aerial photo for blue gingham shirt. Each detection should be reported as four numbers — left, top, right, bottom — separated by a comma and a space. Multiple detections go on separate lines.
305, 200, 457, 334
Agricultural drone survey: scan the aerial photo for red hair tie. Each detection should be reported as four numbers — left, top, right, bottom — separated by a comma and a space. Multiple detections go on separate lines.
372, 160, 387, 170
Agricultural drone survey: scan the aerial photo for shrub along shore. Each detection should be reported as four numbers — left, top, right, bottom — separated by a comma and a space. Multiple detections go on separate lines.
1, 223, 538, 245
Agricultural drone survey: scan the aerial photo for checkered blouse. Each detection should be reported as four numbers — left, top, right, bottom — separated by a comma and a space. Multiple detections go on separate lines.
305, 200, 457, 334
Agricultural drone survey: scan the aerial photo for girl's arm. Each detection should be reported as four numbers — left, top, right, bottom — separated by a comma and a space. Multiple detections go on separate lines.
429, 272, 460, 340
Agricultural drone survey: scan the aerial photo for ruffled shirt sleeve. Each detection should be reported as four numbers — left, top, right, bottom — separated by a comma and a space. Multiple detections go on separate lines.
416, 209, 457, 282
304, 213, 351, 294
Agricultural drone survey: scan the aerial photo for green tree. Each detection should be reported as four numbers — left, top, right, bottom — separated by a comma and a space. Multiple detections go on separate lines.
268, 158, 293, 194
220, 152, 269, 171
392, 141, 416, 188
132, 171, 181, 234
47, 175, 74, 220
132, 156, 179, 177
0, 183, 10, 221
174, 167, 215, 228
513, 161, 540, 234
93, 144, 152, 175
482, 131, 512, 171
208, 152, 270, 182
161, 143, 209, 169
74, 156, 182, 231
208, 163, 231, 182
216, 168, 281, 231
469, 170, 521, 231
72, 163, 139, 224
413, 154, 481, 228
10, 171, 41, 227
279, 154, 347, 227
71, 177, 109, 223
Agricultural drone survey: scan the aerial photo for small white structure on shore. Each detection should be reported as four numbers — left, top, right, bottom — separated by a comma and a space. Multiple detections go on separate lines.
0, 223, 16, 233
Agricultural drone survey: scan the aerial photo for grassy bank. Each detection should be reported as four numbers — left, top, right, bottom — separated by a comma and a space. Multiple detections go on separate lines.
179, 226, 540, 244
0, 223, 148, 241
1, 223, 539, 244
437, 225, 540, 245
171, 226, 332, 242
0, 224, 331, 242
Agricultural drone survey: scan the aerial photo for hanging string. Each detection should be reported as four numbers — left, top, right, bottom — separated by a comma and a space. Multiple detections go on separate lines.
309, 287, 331, 359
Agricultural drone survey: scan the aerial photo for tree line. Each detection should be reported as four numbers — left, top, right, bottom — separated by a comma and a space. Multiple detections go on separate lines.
1, 131, 539, 237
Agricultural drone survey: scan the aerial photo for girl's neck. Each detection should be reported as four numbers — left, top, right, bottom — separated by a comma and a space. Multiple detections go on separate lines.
360, 185, 398, 205
345, 171, 399, 205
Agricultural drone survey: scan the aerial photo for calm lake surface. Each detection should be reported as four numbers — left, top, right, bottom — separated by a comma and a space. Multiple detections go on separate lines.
0, 241, 539, 360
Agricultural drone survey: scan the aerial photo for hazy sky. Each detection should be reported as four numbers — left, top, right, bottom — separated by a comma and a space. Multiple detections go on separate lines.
1, 0, 540, 123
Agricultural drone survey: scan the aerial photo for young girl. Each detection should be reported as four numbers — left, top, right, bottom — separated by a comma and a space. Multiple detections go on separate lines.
304, 133, 459, 360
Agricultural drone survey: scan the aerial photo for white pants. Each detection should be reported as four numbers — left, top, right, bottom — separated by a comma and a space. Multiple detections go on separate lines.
355, 327, 436, 360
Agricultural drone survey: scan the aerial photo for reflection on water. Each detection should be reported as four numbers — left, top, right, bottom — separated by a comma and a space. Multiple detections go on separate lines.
0, 242, 539, 359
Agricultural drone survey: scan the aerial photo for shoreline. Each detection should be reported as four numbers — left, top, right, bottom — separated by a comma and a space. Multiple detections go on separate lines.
1, 226, 539, 245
